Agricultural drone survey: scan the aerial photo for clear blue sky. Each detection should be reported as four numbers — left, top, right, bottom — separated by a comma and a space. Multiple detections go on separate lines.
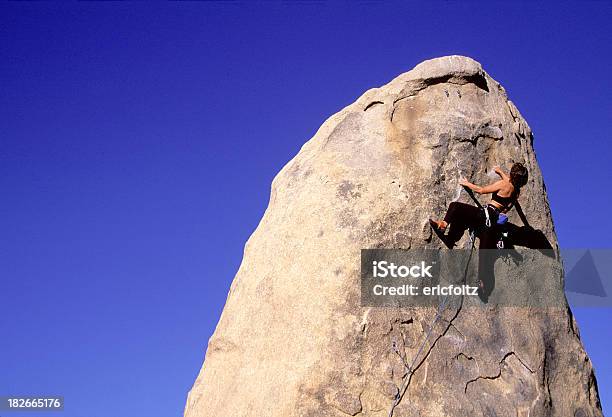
1, 2, 610, 416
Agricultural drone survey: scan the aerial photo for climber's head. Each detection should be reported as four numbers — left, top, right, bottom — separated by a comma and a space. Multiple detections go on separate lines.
510, 162, 528, 189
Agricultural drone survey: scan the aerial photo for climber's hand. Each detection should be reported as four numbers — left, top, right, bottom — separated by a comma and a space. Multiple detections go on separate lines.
459, 178, 470, 187
493, 166, 509, 180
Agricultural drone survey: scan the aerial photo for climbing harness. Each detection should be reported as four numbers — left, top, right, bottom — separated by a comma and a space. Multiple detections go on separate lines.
483, 205, 492, 228
481, 200, 512, 249
461, 183, 512, 250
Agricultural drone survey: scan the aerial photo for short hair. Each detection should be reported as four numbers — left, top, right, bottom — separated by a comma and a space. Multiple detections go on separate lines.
510, 162, 528, 188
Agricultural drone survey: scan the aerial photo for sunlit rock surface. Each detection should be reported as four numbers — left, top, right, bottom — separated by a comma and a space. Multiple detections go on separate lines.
185, 56, 602, 417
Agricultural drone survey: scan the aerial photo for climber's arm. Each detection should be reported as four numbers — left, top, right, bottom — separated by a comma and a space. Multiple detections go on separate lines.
459, 179, 503, 195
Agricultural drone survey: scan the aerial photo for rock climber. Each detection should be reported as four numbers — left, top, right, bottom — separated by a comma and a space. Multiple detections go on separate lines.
429, 162, 529, 296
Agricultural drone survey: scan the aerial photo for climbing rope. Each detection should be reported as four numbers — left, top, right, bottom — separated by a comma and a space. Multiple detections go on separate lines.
388, 159, 502, 415
387, 230, 477, 416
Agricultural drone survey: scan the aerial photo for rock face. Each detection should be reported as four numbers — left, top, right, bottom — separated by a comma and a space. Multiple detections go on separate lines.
185, 56, 602, 417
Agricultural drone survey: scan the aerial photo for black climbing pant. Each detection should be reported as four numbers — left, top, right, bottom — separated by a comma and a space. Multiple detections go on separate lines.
442, 201, 501, 296
444, 201, 499, 247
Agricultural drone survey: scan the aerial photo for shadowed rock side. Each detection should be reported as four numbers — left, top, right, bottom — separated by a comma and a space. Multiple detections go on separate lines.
185, 56, 602, 417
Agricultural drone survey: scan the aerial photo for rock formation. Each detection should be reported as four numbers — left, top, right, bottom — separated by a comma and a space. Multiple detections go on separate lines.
185, 56, 603, 417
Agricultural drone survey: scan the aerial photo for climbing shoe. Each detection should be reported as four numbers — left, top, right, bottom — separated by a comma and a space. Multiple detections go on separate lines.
429, 219, 454, 249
